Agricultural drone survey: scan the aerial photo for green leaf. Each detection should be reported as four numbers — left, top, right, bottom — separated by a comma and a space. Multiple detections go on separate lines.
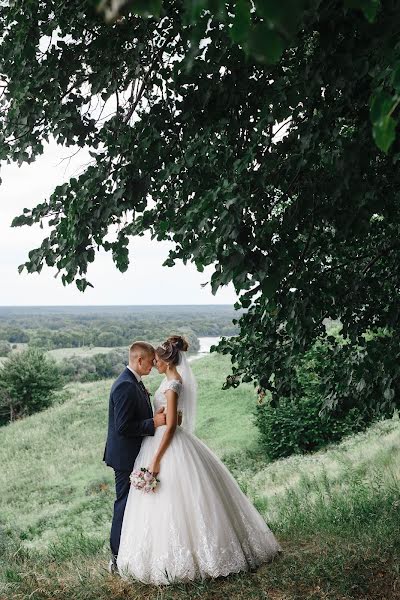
231, 0, 251, 45
370, 89, 398, 151
239, 294, 252, 309
76, 278, 94, 292
248, 25, 285, 64
391, 64, 400, 92
132, 0, 162, 17
207, 0, 226, 19
344, 0, 381, 23
261, 275, 280, 298
254, 0, 305, 37
372, 115, 397, 153
370, 90, 393, 124
184, 0, 208, 23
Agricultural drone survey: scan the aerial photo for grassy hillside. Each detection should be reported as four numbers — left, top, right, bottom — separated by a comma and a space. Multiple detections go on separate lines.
0, 354, 258, 550
0, 354, 399, 600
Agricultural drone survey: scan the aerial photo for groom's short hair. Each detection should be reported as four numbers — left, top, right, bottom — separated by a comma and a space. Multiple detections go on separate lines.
129, 341, 155, 358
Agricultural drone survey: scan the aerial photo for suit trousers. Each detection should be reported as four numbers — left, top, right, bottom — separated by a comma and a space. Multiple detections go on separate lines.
110, 469, 131, 557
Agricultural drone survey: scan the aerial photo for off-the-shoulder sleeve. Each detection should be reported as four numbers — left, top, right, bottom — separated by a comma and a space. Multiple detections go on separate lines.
164, 380, 182, 396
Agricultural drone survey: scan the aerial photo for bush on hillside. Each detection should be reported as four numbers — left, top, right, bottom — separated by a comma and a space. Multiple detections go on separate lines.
256, 341, 394, 460
0, 349, 62, 426
59, 350, 126, 382
256, 395, 371, 460
0, 341, 11, 357
59, 355, 98, 382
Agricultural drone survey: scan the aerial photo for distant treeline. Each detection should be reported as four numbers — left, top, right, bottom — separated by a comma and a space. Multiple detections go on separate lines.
60, 348, 134, 382
0, 306, 238, 350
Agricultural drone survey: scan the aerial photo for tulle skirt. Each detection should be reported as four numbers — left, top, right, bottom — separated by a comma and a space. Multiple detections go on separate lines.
117, 426, 282, 585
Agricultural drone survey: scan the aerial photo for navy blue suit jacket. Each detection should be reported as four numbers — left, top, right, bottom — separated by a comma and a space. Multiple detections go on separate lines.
103, 367, 155, 471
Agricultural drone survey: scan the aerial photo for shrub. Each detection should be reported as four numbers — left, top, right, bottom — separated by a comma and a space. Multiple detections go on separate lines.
256, 395, 369, 460
0, 349, 62, 425
59, 355, 97, 382
255, 341, 391, 460
0, 341, 11, 357
59, 350, 127, 382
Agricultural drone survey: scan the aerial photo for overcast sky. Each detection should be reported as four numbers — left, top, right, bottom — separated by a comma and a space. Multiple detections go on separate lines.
0, 141, 237, 306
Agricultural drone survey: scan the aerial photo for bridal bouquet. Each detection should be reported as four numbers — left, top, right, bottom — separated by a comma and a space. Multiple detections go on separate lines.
130, 468, 160, 493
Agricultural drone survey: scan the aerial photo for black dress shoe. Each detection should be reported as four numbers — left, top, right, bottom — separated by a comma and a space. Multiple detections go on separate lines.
108, 556, 119, 575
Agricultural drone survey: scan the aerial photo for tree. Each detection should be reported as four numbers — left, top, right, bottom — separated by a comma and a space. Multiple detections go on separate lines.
0, 327, 30, 343
0, 380, 12, 425
1, 1, 400, 416
97, 331, 120, 346
0, 349, 62, 425
0, 341, 11, 357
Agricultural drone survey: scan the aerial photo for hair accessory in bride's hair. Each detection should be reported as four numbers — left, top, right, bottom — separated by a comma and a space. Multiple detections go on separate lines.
156, 340, 178, 363
162, 341, 174, 358
156, 335, 189, 365
167, 335, 189, 352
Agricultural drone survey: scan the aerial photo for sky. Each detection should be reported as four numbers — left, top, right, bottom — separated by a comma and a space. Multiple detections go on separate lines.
0, 141, 237, 306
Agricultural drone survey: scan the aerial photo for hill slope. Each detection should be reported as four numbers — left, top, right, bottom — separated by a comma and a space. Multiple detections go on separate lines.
0, 354, 258, 549
0, 354, 399, 600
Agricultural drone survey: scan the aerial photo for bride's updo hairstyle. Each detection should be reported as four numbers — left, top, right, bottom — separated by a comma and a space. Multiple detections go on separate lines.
156, 335, 189, 365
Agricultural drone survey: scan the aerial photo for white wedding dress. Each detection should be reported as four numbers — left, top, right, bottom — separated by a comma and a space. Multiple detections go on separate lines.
117, 372, 281, 585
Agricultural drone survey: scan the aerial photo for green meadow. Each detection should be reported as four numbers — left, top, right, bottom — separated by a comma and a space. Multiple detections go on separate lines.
47, 346, 121, 360
0, 354, 399, 599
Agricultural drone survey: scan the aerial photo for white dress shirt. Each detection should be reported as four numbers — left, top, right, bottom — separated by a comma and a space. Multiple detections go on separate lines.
126, 365, 141, 382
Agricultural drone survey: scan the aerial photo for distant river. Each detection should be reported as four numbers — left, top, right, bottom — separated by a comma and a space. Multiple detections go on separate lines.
189, 336, 222, 362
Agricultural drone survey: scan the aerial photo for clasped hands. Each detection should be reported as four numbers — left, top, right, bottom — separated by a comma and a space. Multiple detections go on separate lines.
153, 406, 182, 428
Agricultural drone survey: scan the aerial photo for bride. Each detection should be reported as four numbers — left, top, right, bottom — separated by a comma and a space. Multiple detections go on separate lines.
117, 335, 281, 585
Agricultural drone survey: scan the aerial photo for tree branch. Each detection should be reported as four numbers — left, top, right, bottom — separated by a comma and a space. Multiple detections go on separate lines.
123, 27, 175, 124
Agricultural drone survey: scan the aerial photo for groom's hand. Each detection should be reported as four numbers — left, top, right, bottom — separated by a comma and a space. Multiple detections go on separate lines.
153, 407, 167, 428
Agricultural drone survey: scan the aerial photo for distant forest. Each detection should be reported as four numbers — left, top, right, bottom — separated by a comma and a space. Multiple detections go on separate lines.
0, 305, 239, 351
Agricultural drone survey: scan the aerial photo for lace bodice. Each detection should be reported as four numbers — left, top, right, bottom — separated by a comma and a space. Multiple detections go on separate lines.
153, 378, 183, 413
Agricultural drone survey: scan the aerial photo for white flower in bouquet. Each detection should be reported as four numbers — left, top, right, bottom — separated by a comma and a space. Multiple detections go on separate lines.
130, 468, 160, 493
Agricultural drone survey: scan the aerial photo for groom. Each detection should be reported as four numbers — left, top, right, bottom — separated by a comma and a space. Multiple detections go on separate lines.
103, 341, 167, 572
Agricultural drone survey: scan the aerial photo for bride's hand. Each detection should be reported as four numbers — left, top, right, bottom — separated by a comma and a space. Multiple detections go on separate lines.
149, 458, 161, 476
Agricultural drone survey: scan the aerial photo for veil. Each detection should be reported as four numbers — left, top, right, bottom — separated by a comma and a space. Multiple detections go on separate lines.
176, 350, 197, 434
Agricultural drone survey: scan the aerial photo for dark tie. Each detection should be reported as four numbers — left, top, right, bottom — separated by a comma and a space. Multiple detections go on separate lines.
138, 379, 146, 394
138, 380, 152, 411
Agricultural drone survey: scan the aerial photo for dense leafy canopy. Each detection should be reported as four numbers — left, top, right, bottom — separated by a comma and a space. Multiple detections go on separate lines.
1, 0, 400, 415
96, 0, 398, 153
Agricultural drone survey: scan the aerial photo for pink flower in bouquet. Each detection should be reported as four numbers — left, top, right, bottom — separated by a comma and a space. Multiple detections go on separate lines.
130, 467, 160, 493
